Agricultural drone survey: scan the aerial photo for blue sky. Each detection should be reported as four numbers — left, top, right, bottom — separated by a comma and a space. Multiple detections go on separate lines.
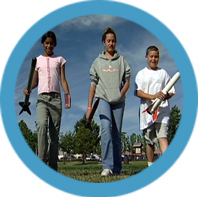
15, 15, 182, 136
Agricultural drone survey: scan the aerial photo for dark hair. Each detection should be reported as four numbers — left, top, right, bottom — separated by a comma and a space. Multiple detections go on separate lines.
146, 46, 159, 56
41, 31, 57, 46
102, 27, 117, 43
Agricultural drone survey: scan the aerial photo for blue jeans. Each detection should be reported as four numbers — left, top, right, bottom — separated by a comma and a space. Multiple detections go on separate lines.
36, 93, 62, 171
99, 99, 125, 173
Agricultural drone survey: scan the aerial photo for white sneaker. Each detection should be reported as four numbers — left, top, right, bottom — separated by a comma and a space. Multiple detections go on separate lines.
148, 162, 153, 166
101, 169, 113, 177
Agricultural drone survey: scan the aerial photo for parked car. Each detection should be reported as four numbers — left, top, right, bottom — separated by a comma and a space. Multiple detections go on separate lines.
86, 155, 101, 161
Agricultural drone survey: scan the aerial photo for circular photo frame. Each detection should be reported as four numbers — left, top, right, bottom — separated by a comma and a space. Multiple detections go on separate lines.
0, 1, 198, 197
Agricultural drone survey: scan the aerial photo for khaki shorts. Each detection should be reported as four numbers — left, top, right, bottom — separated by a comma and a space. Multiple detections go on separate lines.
143, 123, 168, 145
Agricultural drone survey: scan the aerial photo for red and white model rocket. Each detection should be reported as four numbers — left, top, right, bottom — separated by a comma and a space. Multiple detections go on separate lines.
143, 71, 180, 121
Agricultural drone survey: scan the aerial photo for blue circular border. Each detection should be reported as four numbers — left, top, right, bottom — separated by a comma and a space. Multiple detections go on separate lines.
0, 1, 198, 197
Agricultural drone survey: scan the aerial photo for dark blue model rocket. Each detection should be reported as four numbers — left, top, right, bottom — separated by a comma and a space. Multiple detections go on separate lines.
19, 57, 37, 115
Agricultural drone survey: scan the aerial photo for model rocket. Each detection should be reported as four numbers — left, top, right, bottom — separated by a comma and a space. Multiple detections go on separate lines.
19, 57, 37, 115
143, 71, 180, 120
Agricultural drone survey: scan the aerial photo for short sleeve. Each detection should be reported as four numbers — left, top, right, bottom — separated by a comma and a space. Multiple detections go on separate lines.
135, 70, 144, 91
60, 56, 67, 66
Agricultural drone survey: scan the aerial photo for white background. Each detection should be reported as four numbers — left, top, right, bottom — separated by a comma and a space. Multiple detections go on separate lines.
0, 1, 198, 197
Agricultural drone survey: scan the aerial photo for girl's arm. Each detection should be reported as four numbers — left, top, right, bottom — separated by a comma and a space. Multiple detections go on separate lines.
61, 64, 71, 108
23, 70, 38, 95
121, 81, 130, 96
86, 85, 96, 120
121, 59, 131, 96
61, 64, 70, 94
31, 70, 38, 90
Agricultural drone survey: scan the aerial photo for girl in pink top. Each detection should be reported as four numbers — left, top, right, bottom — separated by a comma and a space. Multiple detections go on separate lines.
23, 31, 71, 171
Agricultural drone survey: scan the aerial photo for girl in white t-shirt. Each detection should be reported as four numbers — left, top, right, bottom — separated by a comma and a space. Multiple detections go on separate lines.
135, 46, 175, 166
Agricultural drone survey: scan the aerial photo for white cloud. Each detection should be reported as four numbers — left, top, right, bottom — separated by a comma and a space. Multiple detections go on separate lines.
60, 15, 126, 31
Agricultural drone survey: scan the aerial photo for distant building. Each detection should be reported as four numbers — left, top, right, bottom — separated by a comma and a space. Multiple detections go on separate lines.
133, 143, 144, 160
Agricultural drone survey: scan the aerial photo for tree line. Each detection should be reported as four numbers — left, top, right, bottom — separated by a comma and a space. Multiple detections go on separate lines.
18, 105, 181, 163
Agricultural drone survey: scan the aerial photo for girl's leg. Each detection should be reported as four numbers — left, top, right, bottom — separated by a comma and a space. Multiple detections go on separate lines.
112, 102, 125, 174
48, 94, 62, 171
37, 95, 49, 164
99, 99, 113, 170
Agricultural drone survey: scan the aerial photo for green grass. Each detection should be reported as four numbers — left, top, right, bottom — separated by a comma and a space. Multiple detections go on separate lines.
58, 160, 148, 183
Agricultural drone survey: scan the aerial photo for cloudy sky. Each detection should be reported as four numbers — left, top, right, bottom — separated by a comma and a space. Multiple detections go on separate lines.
15, 15, 182, 136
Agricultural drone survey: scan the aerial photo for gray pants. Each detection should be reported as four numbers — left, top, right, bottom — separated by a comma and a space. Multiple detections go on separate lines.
36, 93, 62, 171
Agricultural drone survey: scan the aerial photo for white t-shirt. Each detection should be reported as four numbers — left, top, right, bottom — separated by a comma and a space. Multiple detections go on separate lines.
135, 67, 175, 130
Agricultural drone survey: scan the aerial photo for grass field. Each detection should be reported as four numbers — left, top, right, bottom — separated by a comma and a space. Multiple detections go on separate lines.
58, 160, 148, 183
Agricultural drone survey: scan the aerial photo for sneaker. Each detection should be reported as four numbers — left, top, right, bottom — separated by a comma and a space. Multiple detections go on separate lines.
101, 169, 113, 177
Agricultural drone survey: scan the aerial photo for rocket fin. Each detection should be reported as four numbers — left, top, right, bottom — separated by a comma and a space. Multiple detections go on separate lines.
19, 102, 31, 115
152, 108, 159, 122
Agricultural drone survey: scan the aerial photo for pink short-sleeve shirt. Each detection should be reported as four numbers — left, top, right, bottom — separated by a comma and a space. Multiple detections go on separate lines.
35, 55, 66, 95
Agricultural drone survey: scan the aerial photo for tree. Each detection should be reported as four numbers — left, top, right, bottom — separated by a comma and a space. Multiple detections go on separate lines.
122, 132, 127, 154
130, 133, 137, 154
73, 115, 100, 164
122, 132, 131, 155
138, 134, 146, 153
168, 105, 181, 144
59, 131, 75, 162
19, 120, 38, 153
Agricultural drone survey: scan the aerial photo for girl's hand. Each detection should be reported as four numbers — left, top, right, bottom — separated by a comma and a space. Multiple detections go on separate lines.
23, 88, 30, 96
86, 107, 92, 121
65, 94, 71, 109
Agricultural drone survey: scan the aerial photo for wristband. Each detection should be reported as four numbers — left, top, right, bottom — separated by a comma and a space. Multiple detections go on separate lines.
87, 107, 92, 110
